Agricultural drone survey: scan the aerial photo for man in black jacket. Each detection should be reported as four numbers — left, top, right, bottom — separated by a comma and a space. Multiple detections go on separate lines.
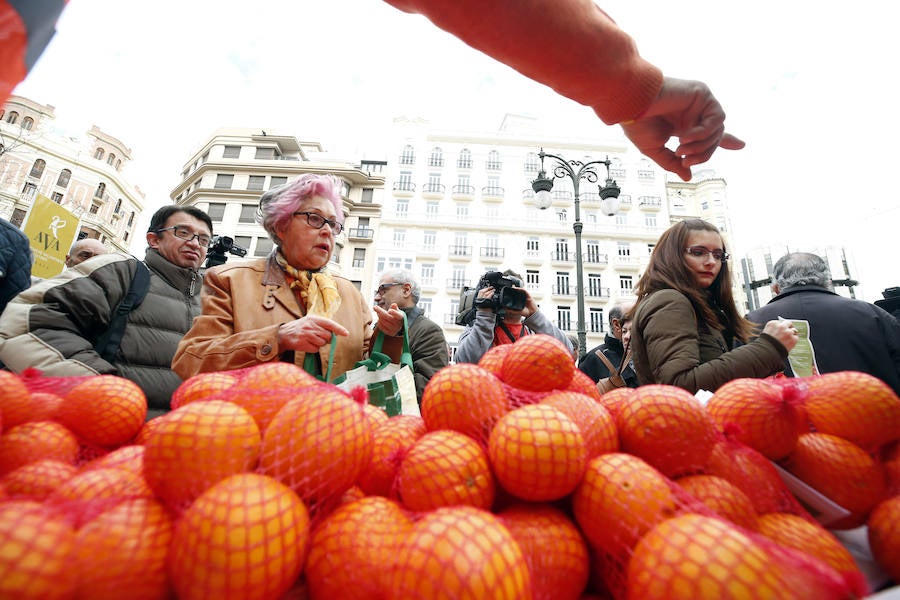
578, 300, 638, 388
0, 217, 32, 317
747, 252, 900, 396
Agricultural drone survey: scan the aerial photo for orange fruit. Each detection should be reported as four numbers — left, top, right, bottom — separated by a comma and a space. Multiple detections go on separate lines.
868, 495, 900, 582
0, 420, 79, 476
783, 432, 887, 528
397, 429, 495, 511
0, 370, 30, 428
704, 435, 801, 516
362, 400, 390, 430
0, 500, 77, 599
478, 342, 513, 378
358, 414, 426, 497
170, 370, 238, 410
168, 473, 310, 600
47, 466, 153, 527
627, 514, 783, 599
0, 459, 77, 500
706, 377, 805, 460
132, 413, 167, 445
541, 390, 618, 459
565, 368, 604, 402
388, 505, 532, 599
497, 503, 590, 600
306, 496, 412, 600
597, 386, 637, 417
227, 367, 321, 434
804, 371, 900, 451
675, 474, 758, 531
73, 498, 173, 600
882, 440, 900, 496
259, 385, 372, 505
56, 375, 147, 447
501, 334, 575, 392
26, 391, 63, 422
143, 400, 261, 513
82, 444, 145, 479
756, 512, 860, 581
616, 384, 718, 478
572, 453, 676, 557
421, 363, 508, 444
488, 403, 587, 502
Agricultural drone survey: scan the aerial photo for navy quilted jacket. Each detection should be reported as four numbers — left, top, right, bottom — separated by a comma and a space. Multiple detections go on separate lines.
0, 218, 32, 316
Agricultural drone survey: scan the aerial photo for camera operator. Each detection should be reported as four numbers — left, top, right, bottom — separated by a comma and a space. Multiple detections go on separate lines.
455, 269, 573, 364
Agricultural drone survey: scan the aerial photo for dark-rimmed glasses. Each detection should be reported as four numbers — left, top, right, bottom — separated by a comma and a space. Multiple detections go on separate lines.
154, 225, 212, 248
293, 211, 343, 234
375, 283, 401, 296
685, 245, 729, 262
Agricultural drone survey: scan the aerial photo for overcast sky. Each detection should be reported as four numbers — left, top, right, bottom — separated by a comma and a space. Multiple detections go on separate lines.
14, 1, 899, 301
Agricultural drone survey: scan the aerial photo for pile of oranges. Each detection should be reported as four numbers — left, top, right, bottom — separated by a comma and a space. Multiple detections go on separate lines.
0, 335, 899, 599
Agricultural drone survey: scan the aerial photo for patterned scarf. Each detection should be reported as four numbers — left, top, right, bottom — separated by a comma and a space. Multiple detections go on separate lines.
274, 250, 341, 319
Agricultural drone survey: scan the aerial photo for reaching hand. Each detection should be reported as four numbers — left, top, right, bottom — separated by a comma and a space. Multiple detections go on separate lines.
277, 314, 349, 353
620, 77, 745, 181
374, 303, 405, 336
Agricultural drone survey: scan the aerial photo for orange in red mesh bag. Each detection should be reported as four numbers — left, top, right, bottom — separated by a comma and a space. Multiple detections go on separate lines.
396, 429, 495, 511
143, 400, 261, 514
0, 459, 77, 501
387, 505, 532, 599
222, 362, 320, 433
868, 495, 900, 583
0, 420, 79, 477
259, 383, 372, 508
170, 370, 239, 410
674, 473, 759, 531
56, 375, 147, 448
0, 500, 77, 599
0, 369, 33, 428
803, 370, 900, 452
497, 503, 590, 600
565, 367, 604, 402
541, 390, 619, 460
72, 497, 173, 600
477, 341, 513, 378
500, 334, 575, 392
305, 496, 412, 600
489, 403, 587, 502
357, 414, 426, 497
421, 363, 508, 444
706, 377, 807, 461
616, 384, 718, 478
46, 466, 153, 527
169, 472, 309, 600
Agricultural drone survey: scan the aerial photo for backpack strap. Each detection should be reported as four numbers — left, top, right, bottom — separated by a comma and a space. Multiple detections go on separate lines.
594, 349, 618, 375
94, 260, 151, 363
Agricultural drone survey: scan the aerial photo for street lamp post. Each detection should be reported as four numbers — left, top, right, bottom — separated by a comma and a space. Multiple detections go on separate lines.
531, 148, 621, 359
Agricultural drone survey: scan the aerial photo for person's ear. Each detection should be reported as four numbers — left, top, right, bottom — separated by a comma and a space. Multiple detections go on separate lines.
146, 231, 160, 249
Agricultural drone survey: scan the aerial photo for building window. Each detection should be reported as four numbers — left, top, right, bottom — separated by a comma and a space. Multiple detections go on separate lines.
429, 147, 444, 167
95, 182, 106, 198
615, 214, 627, 226
456, 203, 468, 220
400, 145, 415, 165
556, 272, 571, 295
620, 275, 634, 292
527, 237, 539, 252
21, 182, 37, 200
123, 231, 130, 242
393, 229, 406, 247
10, 208, 25, 227
618, 242, 631, 257
361, 188, 374, 203
255, 147, 278, 160
451, 265, 466, 288
215, 174, 234, 189
29, 159, 46, 178
352, 248, 366, 268
426, 201, 439, 218
270, 176, 287, 189
94, 147, 104, 160
555, 238, 570, 261
207, 203, 226, 222
524, 152, 540, 174
423, 230, 436, 250
247, 175, 265, 191
51, 192, 63, 203
586, 241, 601, 263
526, 270, 539, 286
457, 148, 473, 169
419, 298, 432, 318
107, 153, 116, 166
421, 263, 435, 286
6, 111, 18, 124
22, 117, 34, 131
115, 159, 122, 170
128, 211, 135, 227
395, 198, 409, 217
223, 145, 241, 158
648, 243, 655, 256
589, 308, 604, 333
89, 202, 100, 215
557, 307, 572, 332
239, 204, 256, 223
588, 273, 603, 297
485, 150, 502, 171
254, 237, 274, 257
644, 214, 657, 228
56, 169, 71, 188
113, 198, 122, 214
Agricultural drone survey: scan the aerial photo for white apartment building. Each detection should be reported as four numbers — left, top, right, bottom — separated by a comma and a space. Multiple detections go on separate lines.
170, 128, 387, 294
0, 95, 144, 251
380, 116, 674, 356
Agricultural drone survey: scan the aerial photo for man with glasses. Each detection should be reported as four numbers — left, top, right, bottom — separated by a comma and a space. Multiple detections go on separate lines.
374, 269, 449, 400
0, 205, 213, 416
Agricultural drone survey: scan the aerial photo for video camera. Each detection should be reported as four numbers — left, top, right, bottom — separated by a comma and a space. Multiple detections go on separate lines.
205, 235, 248, 269
455, 270, 527, 326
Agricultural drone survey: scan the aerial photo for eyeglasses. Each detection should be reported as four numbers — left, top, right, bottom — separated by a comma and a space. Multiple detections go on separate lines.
293, 211, 343, 235
685, 246, 729, 262
374, 283, 401, 296
154, 226, 212, 248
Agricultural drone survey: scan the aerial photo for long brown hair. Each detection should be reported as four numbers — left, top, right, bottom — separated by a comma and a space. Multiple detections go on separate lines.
632, 219, 754, 342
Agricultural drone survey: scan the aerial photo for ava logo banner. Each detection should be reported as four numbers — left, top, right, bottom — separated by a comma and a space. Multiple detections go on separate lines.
22, 194, 80, 278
